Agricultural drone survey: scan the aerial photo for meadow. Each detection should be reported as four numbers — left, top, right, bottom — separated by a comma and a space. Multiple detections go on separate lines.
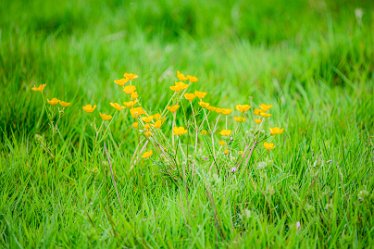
0, 0, 373, 248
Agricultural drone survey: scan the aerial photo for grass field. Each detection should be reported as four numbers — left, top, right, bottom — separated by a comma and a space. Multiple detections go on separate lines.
0, 0, 373, 248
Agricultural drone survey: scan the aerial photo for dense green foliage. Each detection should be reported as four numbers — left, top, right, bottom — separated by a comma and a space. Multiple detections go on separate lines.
0, 0, 373, 248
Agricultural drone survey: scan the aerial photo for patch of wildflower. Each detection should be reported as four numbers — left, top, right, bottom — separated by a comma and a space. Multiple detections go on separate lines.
32, 71, 285, 186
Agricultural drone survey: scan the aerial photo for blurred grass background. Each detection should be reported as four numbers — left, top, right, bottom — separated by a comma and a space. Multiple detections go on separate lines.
0, 0, 373, 248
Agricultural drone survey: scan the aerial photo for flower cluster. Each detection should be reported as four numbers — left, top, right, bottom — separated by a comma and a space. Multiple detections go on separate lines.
32, 84, 72, 108
31, 71, 285, 178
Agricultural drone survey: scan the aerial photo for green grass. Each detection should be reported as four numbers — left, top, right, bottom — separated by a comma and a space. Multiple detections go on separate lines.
0, 0, 373, 248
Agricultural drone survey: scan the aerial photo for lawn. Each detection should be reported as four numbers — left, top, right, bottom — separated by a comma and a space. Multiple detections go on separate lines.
0, 0, 373, 248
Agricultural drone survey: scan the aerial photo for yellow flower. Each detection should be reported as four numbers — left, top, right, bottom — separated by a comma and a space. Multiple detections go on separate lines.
152, 113, 162, 120
270, 127, 284, 135
123, 85, 136, 94
200, 130, 208, 135
152, 120, 162, 128
184, 93, 196, 101
220, 129, 232, 136
142, 150, 153, 159
219, 140, 226, 146
110, 102, 124, 111
254, 119, 262, 124
198, 101, 210, 109
224, 149, 229, 155
167, 104, 180, 113
208, 106, 218, 112
187, 75, 198, 83
132, 122, 139, 128
234, 116, 246, 122
114, 78, 128, 86
253, 108, 262, 115
236, 104, 251, 113
59, 101, 71, 107
260, 112, 272, 118
170, 82, 189, 92
144, 124, 151, 130
177, 70, 188, 81
47, 98, 60, 106
130, 107, 145, 118
260, 103, 272, 112
131, 91, 138, 100
173, 126, 187, 136
142, 116, 153, 123
194, 91, 207, 99
100, 113, 112, 121
123, 100, 137, 108
124, 73, 138, 80
221, 108, 232, 115
144, 130, 152, 138
264, 142, 275, 151
32, 84, 46, 92
83, 104, 96, 113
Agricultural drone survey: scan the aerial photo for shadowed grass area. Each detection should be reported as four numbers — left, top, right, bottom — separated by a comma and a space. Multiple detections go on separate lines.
0, 0, 373, 248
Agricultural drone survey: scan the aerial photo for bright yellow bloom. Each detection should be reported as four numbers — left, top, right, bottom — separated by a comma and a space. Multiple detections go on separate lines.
100, 113, 112, 121
152, 113, 161, 120
220, 129, 232, 136
184, 93, 196, 101
254, 119, 262, 124
153, 120, 162, 128
83, 104, 96, 113
198, 101, 210, 109
221, 108, 232, 115
264, 142, 275, 151
59, 101, 71, 107
260, 103, 272, 112
260, 112, 272, 118
123, 85, 136, 94
131, 91, 138, 100
144, 130, 152, 138
167, 104, 180, 113
114, 78, 128, 86
142, 150, 153, 159
270, 127, 284, 135
173, 126, 187, 136
110, 102, 124, 111
123, 100, 137, 108
200, 130, 208, 135
144, 124, 151, 130
224, 149, 229, 155
234, 116, 246, 122
177, 71, 188, 81
170, 82, 189, 92
124, 73, 138, 80
207, 106, 218, 112
253, 108, 262, 115
194, 91, 207, 99
219, 140, 226, 146
47, 98, 60, 106
32, 84, 46, 92
236, 104, 251, 113
187, 75, 198, 83
130, 107, 145, 118
142, 116, 153, 123
132, 122, 139, 128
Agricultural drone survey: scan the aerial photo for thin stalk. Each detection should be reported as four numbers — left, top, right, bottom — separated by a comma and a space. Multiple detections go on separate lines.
103, 142, 124, 213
